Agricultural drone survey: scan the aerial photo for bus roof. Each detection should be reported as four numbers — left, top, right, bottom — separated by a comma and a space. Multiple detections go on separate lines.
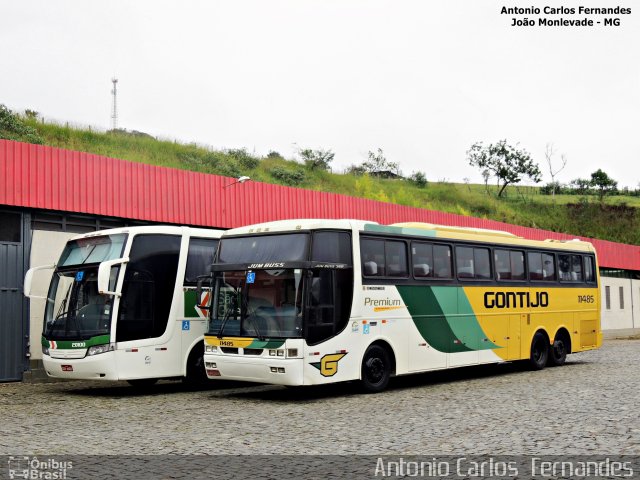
221, 219, 596, 253
69, 225, 223, 241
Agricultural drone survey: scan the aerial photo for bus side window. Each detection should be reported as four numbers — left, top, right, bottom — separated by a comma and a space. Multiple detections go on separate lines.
116, 234, 181, 342
570, 255, 583, 281
558, 254, 572, 281
385, 240, 408, 277
412, 242, 433, 278
584, 256, 595, 283
433, 245, 452, 279
361, 238, 385, 277
184, 238, 219, 285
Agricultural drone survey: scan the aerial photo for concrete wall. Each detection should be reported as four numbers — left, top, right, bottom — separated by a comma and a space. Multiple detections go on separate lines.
29, 230, 77, 361
600, 276, 639, 330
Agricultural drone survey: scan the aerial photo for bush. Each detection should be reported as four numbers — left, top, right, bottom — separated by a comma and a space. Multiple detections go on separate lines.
179, 151, 241, 177
540, 182, 562, 195
271, 166, 306, 185
227, 148, 260, 169
408, 171, 428, 188
299, 148, 334, 171
0, 104, 44, 144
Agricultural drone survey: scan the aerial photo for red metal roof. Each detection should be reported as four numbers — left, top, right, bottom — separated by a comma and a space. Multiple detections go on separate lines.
1, 139, 638, 270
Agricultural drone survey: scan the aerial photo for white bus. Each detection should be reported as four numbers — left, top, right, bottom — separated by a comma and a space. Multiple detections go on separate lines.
25, 225, 222, 386
202, 219, 601, 392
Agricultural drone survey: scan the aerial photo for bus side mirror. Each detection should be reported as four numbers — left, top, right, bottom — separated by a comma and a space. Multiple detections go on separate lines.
196, 274, 212, 309
24, 264, 56, 299
98, 257, 129, 296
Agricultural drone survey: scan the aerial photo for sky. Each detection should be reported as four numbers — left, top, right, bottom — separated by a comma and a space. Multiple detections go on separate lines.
1, 0, 639, 187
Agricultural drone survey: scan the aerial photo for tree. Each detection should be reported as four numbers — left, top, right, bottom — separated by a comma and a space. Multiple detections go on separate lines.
590, 169, 617, 200
363, 148, 400, 175
544, 143, 567, 202
570, 178, 592, 195
467, 140, 542, 197
408, 171, 428, 187
298, 148, 335, 171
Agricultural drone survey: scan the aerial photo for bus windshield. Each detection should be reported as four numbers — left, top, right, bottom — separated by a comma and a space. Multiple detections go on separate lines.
43, 267, 118, 340
209, 269, 304, 338
58, 234, 127, 267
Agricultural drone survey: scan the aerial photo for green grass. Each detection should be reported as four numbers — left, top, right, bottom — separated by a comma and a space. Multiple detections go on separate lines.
16, 118, 640, 245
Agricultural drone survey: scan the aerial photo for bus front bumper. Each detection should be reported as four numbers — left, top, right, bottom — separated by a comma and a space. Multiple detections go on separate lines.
42, 352, 118, 381
203, 354, 304, 385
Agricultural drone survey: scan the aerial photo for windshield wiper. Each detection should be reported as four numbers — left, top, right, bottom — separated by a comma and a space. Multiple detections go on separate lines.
217, 293, 238, 338
241, 293, 265, 341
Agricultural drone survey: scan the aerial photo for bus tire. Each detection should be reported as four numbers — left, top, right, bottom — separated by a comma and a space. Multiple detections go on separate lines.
361, 344, 391, 393
127, 378, 158, 388
548, 332, 569, 367
184, 344, 208, 387
529, 332, 549, 370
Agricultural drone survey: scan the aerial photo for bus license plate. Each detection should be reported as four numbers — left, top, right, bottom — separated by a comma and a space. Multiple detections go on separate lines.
61, 365, 73, 372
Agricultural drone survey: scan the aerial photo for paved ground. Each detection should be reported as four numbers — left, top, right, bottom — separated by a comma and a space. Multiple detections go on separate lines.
1, 339, 639, 456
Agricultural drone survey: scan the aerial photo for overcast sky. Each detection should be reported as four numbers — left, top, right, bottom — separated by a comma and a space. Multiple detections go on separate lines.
2, 1, 638, 187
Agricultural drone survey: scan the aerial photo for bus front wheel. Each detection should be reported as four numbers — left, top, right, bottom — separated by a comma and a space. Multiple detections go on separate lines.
361, 345, 391, 393
184, 344, 208, 387
529, 332, 549, 370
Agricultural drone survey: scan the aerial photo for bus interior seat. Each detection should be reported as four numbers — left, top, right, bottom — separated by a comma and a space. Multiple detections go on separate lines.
413, 263, 430, 277
364, 261, 378, 276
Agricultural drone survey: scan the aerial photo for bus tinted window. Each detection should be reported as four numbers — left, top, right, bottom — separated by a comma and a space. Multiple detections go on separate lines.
312, 231, 352, 264
116, 234, 181, 342
361, 238, 408, 277
433, 245, 452, 279
361, 238, 385, 276
495, 249, 525, 281
184, 238, 219, 284
413, 242, 453, 279
584, 256, 595, 283
386, 241, 408, 277
218, 233, 309, 264
559, 254, 583, 282
412, 242, 434, 278
528, 252, 556, 281
456, 246, 491, 280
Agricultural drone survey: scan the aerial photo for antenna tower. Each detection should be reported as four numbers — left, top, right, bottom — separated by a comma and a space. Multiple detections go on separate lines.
111, 78, 118, 131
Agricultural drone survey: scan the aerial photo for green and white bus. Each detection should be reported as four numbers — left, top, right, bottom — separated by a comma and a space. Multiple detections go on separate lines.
202, 219, 601, 392
25, 225, 222, 386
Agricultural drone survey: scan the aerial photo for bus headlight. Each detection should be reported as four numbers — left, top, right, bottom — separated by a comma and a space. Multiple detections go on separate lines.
205, 345, 218, 353
87, 344, 115, 356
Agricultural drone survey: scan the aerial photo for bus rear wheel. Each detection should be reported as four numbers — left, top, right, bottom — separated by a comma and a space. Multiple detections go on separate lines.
529, 332, 549, 370
361, 345, 391, 393
548, 334, 568, 367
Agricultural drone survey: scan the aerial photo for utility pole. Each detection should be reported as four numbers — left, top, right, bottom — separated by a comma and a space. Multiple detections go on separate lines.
111, 78, 118, 131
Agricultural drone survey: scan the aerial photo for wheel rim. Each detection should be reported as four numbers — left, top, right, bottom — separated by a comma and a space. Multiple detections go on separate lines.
365, 356, 385, 384
533, 341, 545, 363
553, 340, 566, 360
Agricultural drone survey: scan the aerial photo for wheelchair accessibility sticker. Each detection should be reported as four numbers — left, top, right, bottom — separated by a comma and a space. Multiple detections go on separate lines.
246, 272, 256, 284
182, 320, 190, 331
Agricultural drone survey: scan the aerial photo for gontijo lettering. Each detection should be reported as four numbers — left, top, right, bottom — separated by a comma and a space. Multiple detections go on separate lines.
484, 291, 549, 309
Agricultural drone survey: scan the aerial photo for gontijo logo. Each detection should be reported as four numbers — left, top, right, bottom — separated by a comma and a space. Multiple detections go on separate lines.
310, 353, 347, 377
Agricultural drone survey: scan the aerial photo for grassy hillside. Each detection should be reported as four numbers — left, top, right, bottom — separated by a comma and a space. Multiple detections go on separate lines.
7, 114, 640, 245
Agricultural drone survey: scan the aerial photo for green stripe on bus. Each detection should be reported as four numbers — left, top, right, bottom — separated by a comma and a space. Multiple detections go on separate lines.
397, 286, 498, 353
363, 224, 437, 238
248, 339, 285, 349
42, 334, 111, 349
397, 286, 471, 353
184, 289, 198, 317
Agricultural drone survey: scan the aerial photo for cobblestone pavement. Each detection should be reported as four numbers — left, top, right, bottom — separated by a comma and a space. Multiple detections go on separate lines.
1, 340, 639, 456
